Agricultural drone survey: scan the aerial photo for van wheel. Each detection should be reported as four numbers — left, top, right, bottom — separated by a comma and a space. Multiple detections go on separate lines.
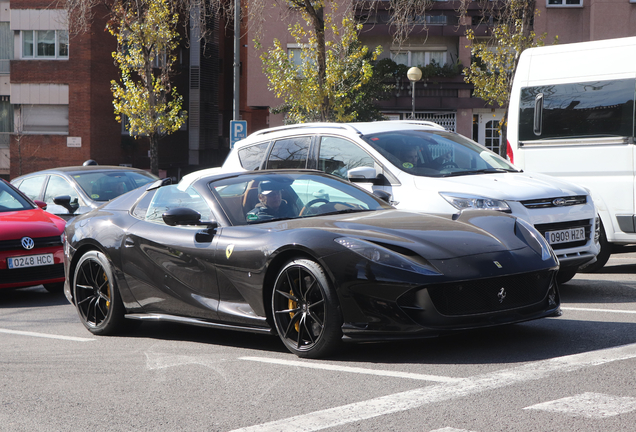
580, 223, 611, 273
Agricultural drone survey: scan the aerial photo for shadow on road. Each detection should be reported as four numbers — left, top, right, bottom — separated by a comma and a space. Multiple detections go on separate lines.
0, 285, 69, 308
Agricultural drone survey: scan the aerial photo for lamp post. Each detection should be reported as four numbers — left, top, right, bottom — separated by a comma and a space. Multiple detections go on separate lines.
407, 67, 422, 120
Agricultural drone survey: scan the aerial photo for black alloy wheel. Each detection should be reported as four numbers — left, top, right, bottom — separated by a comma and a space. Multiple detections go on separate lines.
73, 250, 126, 335
272, 259, 342, 358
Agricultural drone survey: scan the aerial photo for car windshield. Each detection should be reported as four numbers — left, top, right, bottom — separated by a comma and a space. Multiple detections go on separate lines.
72, 170, 158, 202
209, 172, 393, 226
361, 130, 519, 177
0, 181, 35, 212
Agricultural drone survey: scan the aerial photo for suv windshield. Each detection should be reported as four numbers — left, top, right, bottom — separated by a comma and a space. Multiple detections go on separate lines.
361, 130, 519, 177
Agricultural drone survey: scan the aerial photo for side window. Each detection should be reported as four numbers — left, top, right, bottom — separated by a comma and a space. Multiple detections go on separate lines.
519, 79, 635, 141
43, 175, 79, 207
17, 175, 46, 200
266, 137, 311, 169
238, 142, 270, 170
318, 137, 375, 179
131, 190, 157, 219
144, 186, 212, 226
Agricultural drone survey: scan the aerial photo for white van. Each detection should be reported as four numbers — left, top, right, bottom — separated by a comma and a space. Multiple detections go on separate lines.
508, 36, 636, 271
221, 121, 599, 283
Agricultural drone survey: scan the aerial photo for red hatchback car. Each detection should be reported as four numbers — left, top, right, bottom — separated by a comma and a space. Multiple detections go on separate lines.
0, 179, 66, 293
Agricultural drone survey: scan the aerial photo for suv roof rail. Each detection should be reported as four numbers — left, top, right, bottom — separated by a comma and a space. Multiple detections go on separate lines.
249, 122, 361, 137
388, 120, 446, 130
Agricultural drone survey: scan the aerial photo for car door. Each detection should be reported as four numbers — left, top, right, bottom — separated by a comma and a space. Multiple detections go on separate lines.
120, 186, 220, 320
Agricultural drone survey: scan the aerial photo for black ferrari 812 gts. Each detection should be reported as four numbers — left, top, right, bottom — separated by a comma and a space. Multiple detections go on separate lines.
63, 170, 560, 358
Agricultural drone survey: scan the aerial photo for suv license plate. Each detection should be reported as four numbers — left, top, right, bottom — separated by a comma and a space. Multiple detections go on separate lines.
545, 227, 586, 245
7, 254, 54, 269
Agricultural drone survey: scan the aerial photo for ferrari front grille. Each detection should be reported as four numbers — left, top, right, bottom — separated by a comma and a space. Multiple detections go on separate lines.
421, 270, 554, 316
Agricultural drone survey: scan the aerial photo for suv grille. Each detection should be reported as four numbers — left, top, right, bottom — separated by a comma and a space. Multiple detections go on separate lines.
521, 195, 587, 209
400, 270, 554, 317
533, 219, 592, 250
0, 236, 63, 252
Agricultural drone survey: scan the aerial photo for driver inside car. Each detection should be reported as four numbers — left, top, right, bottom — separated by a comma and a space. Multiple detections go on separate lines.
246, 180, 297, 222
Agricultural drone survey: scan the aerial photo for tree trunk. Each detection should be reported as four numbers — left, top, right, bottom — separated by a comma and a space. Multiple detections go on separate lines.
150, 134, 159, 176
305, 2, 328, 121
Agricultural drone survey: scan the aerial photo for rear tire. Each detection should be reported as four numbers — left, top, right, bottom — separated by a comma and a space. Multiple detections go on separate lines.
73, 251, 127, 335
271, 259, 342, 358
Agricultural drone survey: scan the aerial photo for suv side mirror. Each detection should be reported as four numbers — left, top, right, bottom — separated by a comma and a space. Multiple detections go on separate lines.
347, 166, 377, 181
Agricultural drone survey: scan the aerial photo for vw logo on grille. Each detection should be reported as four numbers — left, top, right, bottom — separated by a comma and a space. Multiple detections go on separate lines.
21, 237, 35, 250
552, 198, 566, 206
497, 287, 507, 303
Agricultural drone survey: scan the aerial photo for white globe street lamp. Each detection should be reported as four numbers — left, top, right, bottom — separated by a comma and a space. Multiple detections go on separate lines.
407, 67, 422, 120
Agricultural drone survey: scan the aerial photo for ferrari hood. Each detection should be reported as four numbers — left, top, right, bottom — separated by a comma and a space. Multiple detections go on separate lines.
0, 209, 66, 241
282, 210, 528, 260
412, 171, 588, 201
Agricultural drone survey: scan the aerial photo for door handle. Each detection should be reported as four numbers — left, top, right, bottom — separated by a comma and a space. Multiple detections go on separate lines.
124, 238, 135, 248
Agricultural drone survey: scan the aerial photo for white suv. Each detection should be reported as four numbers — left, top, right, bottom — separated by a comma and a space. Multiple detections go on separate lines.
222, 121, 599, 284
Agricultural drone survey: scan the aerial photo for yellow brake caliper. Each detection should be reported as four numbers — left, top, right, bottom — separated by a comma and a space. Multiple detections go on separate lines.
104, 271, 111, 308
288, 290, 299, 332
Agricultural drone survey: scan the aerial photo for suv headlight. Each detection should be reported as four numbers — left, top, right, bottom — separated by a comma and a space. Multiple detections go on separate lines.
440, 193, 511, 213
335, 237, 441, 276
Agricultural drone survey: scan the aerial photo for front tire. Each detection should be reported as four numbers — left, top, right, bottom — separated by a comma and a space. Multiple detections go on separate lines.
556, 268, 577, 285
271, 259, 342, 358
73, 250, 126, 335
580, 222, 611, 273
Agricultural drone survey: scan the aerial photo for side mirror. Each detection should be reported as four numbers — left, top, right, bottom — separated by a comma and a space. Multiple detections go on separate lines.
33, 200, 47, 210
162, 207, 218, 228
347, 166, 377, 181
53, 195, 79, 214
163, 207, 202, 226
373, 190, 392, 204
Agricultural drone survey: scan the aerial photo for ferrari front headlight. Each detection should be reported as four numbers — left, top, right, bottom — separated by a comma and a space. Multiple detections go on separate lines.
440, 193, 511, 213
335, 237, 441, 276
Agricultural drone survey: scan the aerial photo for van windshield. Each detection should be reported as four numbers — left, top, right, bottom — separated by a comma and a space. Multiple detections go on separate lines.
361, 130, 519, 177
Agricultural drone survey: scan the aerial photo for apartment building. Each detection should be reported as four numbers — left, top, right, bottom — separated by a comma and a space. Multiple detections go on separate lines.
1, 0, 230, 181
244, 0, 636, 155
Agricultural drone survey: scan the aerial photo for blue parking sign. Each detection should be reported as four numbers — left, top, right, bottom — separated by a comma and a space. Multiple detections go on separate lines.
230, 120, 247, 148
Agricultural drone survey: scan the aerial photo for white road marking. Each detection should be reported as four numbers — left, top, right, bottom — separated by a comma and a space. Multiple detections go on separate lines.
524, 392, 636, 419
230, 342, 636, 432
240, 357, 463, 383
0, 328, 95, 342
561, 306, 636, 315
430, 428, 476, 432
146, 352, 228, 370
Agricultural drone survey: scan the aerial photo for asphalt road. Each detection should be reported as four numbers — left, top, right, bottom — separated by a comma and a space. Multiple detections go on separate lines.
2, 254, 636, 432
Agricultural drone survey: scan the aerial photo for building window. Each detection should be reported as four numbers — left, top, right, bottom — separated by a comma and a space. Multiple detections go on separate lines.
546, 0, 583, 7
391, 50, 447, 67
0, 99, 13, 133
19, 105, 68, 134
21, 30, 69, 59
